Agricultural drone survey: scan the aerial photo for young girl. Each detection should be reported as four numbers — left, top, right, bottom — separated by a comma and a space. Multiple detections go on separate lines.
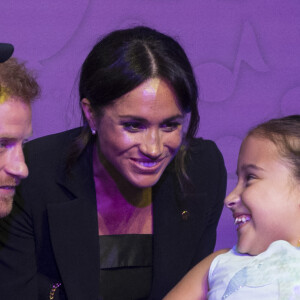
164, 115, 300, 300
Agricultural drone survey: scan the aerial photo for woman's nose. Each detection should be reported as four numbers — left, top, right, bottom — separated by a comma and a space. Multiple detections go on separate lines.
224, 186, 241, 209
139, 129, 163, 158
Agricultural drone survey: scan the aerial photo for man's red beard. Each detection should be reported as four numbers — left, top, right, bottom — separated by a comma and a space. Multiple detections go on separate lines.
0, 194, 13, 218
0, 178, 18, 218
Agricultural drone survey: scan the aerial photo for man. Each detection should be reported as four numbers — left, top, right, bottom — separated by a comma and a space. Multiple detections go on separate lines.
0, 44, 39, 217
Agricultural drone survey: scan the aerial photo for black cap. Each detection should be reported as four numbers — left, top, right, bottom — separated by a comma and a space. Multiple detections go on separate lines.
0, 43, 14, 63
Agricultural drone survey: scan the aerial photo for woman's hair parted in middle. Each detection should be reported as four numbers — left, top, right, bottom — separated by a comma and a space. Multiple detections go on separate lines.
79, 26, 199, 141
70, 26, 201, 189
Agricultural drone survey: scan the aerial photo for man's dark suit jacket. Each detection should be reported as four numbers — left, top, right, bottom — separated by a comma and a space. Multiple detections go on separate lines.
0, 128, 226, 300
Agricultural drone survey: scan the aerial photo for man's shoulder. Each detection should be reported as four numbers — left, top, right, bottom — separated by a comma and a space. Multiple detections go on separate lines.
23, 127, 84, 170
24, 127, 82, 155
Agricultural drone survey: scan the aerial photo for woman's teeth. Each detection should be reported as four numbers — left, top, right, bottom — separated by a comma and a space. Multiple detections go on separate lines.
139, 161, 158, 167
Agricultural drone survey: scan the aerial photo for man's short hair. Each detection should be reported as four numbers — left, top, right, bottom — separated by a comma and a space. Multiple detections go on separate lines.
0, 58, 40, 104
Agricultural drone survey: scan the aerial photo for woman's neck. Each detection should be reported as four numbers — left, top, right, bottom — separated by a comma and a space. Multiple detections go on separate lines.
93, 143, 153, 235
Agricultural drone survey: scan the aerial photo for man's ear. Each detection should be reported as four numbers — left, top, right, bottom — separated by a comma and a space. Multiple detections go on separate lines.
81, 98, 96, 129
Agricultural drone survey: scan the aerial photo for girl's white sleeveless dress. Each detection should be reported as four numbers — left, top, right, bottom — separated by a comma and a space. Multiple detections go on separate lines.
208, 240, 300, 300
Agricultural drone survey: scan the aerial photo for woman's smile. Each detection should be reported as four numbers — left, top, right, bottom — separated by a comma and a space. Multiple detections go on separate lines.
89, 78, 185, 188
130, 157, 165, 170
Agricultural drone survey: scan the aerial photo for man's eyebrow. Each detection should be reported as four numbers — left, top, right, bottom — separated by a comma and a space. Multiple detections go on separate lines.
0, 130, 33, 141
0, 136, 16, 141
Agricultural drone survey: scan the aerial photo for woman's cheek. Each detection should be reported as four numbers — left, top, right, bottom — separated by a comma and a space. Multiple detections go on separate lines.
165, 131, 183, 151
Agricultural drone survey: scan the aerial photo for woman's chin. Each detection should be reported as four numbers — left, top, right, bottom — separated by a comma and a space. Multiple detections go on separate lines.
128, 175, 160, 188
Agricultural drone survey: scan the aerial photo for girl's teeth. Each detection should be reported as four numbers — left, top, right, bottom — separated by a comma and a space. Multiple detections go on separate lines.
234, 215, 251, 225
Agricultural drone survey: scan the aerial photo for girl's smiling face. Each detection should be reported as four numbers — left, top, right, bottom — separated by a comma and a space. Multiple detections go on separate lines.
225, 135, 300, 255
82, 78, 185, 188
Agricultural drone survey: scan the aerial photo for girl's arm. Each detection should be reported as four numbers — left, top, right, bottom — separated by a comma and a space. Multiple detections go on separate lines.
163, 249, 229, 300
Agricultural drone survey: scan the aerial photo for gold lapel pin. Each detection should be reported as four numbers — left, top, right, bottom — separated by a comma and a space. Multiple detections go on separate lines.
181, 210, 190, 221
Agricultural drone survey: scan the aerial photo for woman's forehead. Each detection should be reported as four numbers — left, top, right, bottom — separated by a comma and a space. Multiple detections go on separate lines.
106, 78, 183, 115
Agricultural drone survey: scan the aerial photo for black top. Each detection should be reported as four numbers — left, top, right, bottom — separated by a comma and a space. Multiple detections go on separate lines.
99, 234, 152, 300
0, 127, 227, 299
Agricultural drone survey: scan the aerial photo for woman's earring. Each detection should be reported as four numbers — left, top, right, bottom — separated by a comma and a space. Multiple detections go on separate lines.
91, 128, 96, 135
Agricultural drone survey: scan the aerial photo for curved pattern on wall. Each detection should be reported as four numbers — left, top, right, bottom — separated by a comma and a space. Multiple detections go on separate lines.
1, 0, 299, 249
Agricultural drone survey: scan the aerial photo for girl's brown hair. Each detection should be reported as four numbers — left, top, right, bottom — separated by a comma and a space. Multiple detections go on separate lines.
248, 115, 300, 181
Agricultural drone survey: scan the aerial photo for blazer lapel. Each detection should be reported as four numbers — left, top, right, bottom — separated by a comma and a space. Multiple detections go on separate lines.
47, 144, 100, 299
151, 166, 210, 297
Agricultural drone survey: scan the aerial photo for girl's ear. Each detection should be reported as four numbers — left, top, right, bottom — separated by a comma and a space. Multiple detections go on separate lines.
81, 98, 96, 130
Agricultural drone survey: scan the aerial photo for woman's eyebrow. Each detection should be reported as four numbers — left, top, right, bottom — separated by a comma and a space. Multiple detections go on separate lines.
163, 115, 185, 122
118, 114, 184, 122
118, 115, 146, 121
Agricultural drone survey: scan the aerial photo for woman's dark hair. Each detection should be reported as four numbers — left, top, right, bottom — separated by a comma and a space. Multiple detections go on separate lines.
70, 26, 200, 187
248, 115, 300, 181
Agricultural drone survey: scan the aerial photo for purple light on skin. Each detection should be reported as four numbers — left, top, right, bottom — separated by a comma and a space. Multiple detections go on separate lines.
142, 81, 158, 97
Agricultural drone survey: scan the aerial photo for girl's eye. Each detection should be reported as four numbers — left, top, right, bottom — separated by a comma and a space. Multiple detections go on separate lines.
246, 174, 255, 180
245, 174, 256, 185
122, 122, 145, 132
161, 122, 180, 132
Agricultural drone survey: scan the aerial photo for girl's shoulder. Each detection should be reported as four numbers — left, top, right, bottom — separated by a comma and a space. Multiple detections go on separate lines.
163, 249, 230, 300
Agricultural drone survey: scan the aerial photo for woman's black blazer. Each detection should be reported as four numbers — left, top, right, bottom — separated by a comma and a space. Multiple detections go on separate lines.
0, 127, 226, 300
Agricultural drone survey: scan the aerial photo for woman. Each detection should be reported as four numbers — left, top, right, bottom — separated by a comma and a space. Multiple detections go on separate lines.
164, 115, 300, 300
0, 26, 226, 299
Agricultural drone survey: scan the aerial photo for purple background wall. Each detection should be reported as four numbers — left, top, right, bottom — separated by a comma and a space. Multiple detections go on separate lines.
1, 0, 300, 250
